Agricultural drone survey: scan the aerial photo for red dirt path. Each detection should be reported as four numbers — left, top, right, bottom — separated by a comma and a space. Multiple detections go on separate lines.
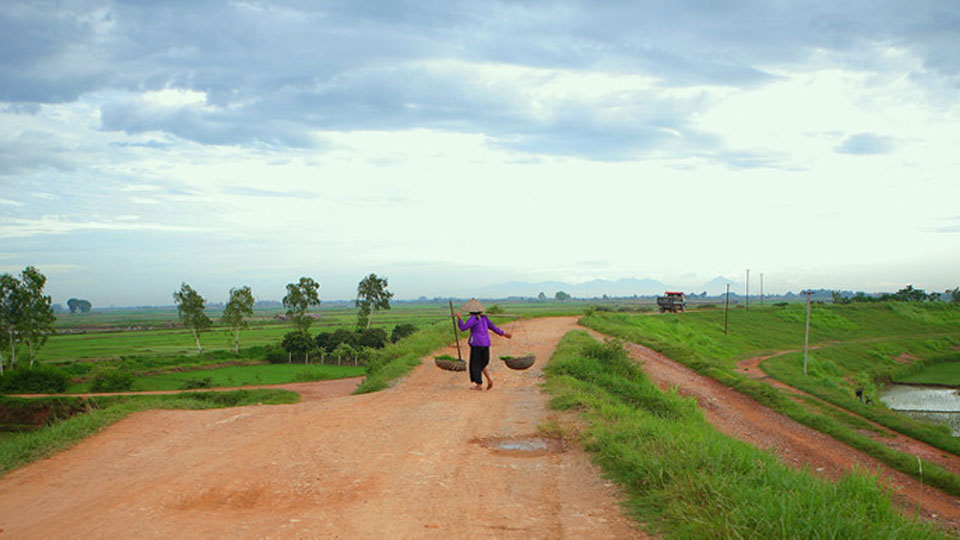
0, 318, 645, 539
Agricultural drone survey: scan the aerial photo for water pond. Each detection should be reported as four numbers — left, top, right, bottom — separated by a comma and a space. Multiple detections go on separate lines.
879, 384, 960, 436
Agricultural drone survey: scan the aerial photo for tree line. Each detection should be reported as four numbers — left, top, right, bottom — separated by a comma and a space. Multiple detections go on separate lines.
832, 284, 960, 304
174, 273, 397, 362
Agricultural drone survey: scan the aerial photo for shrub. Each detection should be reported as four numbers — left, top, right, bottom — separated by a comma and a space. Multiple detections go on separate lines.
281, 330, 314, 362
486, 304, 504, 314
358, 327, 388, 349
390, 324, 417, 343
89, 368, 135, 393
264, 347, 287, 364
315, 332, 331, 350
0, 395, 89, 431
0, 365, 71, 394
294, 367, 337, 382
325, 328, 358, 352
180, 377, 213, 390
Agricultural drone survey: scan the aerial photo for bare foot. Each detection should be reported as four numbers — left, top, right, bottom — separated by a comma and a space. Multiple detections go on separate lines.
486, 381, 494, 390
471, 385, 483, 391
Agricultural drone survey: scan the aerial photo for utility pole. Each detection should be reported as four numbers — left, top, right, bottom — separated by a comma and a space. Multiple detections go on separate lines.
760, 273, 764, 307
723, 283, 730, 335
803, 290, 812, 376
745, 269, 750, 311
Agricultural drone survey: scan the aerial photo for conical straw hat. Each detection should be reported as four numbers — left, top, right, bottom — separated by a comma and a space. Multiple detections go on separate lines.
462, 298, 485, 314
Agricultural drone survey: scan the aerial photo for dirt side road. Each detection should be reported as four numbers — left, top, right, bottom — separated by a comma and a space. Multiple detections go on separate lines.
607, 337, 960, 531
0, 318, 644, 539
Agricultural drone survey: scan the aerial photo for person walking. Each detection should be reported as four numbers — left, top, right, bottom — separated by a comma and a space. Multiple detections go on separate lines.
455, 298, 511, 390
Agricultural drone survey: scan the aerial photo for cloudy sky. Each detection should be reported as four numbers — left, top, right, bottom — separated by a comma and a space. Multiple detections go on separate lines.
2, 1, 959, 306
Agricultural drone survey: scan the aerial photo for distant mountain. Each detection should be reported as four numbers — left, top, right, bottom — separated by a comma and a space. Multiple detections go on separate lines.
699, 276, 741, 295
478, 277, 670, 299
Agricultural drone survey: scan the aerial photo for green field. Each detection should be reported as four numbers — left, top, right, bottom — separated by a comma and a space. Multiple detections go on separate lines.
896, 361, 960, 385
40, 300, 586, 362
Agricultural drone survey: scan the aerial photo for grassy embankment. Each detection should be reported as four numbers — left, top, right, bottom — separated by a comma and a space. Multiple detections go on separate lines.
64, 364, 365, 393
543, 331, 948, 539
898, 362, 960, 385
580, 302, 960, 496
0, 389, 298, 477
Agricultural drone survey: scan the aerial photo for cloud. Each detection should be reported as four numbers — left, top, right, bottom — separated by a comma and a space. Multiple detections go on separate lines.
834, 133, 896, 155
223, 186, 318, 199
0, 216, 209, 239
4, 1, 959, 162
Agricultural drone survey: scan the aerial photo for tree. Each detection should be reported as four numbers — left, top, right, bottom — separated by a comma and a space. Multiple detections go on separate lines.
831, 291, 851, 305
537, 292, 546, 301
19, 267, 55, 367
66, 298, 92, 314
358, 327, 388, 349
0, 273, 19, 375
555, 291, 571, 302
174, 282, 211, 353
355, 273, 393, 330
947, 287, 960, 303
324, 328, 358, 353
0, 268, 55, 370
283, 277, 321, 332
391, 323, 417, 343
281, 330, 314, 363
333, 342, 355, 366
888, 284, 937, 302
222, 286, 255, 353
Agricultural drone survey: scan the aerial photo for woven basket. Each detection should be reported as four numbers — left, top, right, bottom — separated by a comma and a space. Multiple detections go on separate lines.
500, 354, 535, 370
435, 357, 466, 371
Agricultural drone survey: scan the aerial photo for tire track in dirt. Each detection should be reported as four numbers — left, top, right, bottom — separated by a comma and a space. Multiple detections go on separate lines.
0, 317, 647, 539
585, 329, 960, 531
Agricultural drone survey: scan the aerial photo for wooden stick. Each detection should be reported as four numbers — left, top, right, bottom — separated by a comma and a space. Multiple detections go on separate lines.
449, 300, 463, 362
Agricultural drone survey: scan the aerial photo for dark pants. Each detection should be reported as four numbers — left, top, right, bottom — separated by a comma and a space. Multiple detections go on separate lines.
469, 346, 490, 385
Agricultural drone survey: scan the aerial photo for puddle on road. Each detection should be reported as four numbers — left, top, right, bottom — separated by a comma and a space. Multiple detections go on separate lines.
473, 436, 566, 457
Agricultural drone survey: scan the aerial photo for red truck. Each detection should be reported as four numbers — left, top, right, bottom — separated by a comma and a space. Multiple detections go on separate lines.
656, 291, 686, 313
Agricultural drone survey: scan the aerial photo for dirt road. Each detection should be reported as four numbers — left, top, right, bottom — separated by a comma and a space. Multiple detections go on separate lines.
611, 337, 960, 530
0, 318, 643, 539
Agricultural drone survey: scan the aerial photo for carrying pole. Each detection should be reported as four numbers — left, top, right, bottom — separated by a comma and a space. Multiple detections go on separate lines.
449, 300, 463, 361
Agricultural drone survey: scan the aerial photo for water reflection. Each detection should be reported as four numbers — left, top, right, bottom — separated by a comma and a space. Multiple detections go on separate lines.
879, 384, 960, 412
879, 384, 960, 436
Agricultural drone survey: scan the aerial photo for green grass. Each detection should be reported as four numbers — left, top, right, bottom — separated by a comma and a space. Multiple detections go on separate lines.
897, 361, 960, 385
543, 331, 948, 539
64, 363, 365, 393
580, 303, 960, 496
0, 389, 298, 477
353, 320, 464, 394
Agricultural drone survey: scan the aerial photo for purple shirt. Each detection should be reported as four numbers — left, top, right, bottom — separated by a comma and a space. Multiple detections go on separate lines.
457, 314, 505, 347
